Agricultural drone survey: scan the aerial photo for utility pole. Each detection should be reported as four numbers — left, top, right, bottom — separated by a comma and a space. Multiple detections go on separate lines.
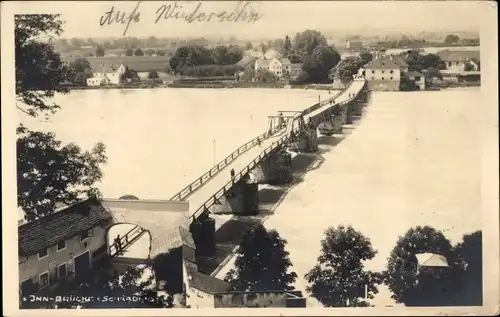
213, 139, 216, 165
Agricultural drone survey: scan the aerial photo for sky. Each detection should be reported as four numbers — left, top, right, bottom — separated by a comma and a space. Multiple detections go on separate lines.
6, 1, 485, 40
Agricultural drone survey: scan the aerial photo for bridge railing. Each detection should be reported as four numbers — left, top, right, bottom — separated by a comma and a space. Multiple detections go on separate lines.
170, 124, 285, 201
191, 133, 293, 220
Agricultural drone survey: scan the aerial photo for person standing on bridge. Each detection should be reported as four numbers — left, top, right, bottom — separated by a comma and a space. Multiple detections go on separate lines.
230, 168, 235, 178
114, 235, 123, 254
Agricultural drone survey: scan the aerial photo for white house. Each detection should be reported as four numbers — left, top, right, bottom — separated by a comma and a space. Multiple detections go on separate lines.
437, 50, 480, 74
255, 58, 294, 78
86, 63, 127, 86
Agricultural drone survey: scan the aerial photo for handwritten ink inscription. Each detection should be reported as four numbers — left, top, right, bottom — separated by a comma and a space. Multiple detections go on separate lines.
99, 1, 262, 36
155, 1, 262, 24
100, 1, 142, 36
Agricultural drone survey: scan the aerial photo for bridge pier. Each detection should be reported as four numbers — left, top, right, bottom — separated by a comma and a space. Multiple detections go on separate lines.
251, 149, 293, 184
189, 213, 216, 257
210, 176, 259, 215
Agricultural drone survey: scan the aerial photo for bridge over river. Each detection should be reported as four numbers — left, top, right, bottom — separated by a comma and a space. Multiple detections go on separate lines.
105, 78, 368, 262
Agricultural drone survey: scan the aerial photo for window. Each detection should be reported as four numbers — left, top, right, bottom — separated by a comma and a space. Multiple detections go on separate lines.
390, 77, 393, 80
456, 61, 459, 66
80, 228, 93, 242
371, 70, 375, 74
58, 263, 68, 279
448, 62, 452, 67
38, 248, 48, 260
381, 77, 385, 80
415, 76, 421, 81
390, 70, 394, 74
57, 240, 66, 252
381, 70, 385, 74
371, 77, 375, 80
39, 272, 49, 289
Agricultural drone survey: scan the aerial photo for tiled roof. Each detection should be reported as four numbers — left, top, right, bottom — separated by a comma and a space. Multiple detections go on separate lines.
437, 50, 480, 62
86, 56, 172, 73
365, 58, 400, 70
236, 55, 258, 68
279, 58, 292, 65
90, 63, 124, 74
18, 199, 112, 257
255, 59, 270, 67
391, 55, 409, 67
415, 253, 449, 268
185, 260, 231, 294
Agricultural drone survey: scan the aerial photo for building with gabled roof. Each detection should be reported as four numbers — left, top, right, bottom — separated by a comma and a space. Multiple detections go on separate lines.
365, 57, 402, 91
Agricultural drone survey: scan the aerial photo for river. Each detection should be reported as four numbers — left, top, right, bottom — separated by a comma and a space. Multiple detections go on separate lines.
20, 86, 484, 306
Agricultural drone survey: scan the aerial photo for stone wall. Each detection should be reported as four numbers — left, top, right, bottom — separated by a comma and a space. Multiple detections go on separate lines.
367, 80, 400, 91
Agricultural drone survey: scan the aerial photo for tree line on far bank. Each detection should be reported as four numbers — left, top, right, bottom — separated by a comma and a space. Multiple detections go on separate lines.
223, 224, 482, 308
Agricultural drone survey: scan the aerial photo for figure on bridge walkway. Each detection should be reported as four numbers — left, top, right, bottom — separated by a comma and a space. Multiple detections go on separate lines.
114, 234, 123, 254
230, 168, 235, 178
257, 138, 262, 146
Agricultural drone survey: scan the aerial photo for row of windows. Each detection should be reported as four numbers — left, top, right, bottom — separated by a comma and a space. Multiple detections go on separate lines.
370, 77, 394, 80
371, 70, 395, 74
37, 229, 93, 260
23, 261, 71, 291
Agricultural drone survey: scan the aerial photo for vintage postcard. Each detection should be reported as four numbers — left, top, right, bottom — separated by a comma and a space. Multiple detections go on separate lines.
2, 0, 498, 316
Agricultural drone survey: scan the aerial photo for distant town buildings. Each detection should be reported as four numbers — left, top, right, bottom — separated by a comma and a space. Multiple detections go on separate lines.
86, 63, 126, 86
255, 57, 298, 79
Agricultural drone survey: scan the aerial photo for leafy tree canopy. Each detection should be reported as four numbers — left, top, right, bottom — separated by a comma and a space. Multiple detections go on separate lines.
305, 225, 381, 307
224, 224, 297, 291
293, 29, 328, 56
15, 14, 70, 117
385, 226, 455, 305
15, 14, 107, 221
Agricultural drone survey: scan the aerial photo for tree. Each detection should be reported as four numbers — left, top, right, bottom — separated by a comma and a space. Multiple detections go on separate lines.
463, 61, 476, 72
293, 30, 327, 56
121, 67, 140, 83
125, 48, 134, 56
148, 71, 159, 79
302, 45, 341, 83
15, 14, 70, 117
68, 57, 91, 73
134, 48, 144, 56
95, 46, 105, 57
224, 224, 297, 291
284, 35, 292, 55
451, 230, 482, 305
15, 15, 108, 221
359, 51, 373, 66
385, 226, 455, 306
67, 57, 92, 83
156, 49, 165, 56
287, 51, 303, 64
51, 254, 179, 309
245, 42, 253, 50
272, 38, 285, 54
146, 49, 155, 56
404, 51, 445, 72
17, 127, 107, 221
444, 34, 460, 45
304, 225, 381, 307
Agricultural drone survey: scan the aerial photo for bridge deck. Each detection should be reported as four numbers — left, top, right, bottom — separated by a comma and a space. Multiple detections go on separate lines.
185, 80, 367, 217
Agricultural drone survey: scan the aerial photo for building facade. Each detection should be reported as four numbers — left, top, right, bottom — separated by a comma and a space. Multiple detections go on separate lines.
437, 50, 480, 74
365, 58, 402, 91
86, 64, 127, 86
255, 58, 295, 78
18, 199, 112, 297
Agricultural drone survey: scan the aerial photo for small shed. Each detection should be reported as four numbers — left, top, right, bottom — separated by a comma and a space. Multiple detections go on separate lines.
415, 253, 449, 277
